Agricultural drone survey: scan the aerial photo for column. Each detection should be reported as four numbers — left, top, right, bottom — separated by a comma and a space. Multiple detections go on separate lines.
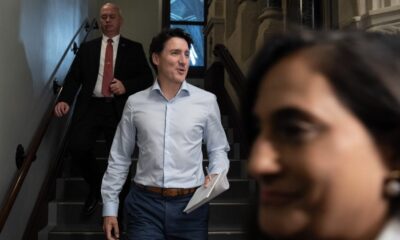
255, 0, 283, 51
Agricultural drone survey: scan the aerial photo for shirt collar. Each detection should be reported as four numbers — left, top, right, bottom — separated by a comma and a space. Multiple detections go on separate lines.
151, 79, 190, 98
179, 81, 190, 95
102, 34, 120, 45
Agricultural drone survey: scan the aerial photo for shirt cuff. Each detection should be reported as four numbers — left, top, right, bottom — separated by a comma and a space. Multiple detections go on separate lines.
102, 202, 119, 217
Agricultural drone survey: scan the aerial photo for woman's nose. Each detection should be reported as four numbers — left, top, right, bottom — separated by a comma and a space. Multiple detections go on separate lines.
248, 136, 281, 178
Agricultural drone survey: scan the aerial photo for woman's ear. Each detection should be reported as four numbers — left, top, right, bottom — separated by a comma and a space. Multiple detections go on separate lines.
152, 53, 159, 66
378, 143, 399, 169
384, 170, 400, 198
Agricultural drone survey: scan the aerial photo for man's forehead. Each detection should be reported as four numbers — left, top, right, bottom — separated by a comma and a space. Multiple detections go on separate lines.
100, 5, 119, 14
101, 12, 117, 16
164, 38, 189, 50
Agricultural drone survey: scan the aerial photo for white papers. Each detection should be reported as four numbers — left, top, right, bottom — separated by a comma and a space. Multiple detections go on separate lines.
183, 170, 229, 213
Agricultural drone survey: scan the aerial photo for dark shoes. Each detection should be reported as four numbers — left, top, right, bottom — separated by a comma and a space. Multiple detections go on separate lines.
83, 192, 100, 216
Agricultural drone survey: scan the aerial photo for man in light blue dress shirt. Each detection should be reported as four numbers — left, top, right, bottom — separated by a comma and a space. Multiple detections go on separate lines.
101, 28, 230, 240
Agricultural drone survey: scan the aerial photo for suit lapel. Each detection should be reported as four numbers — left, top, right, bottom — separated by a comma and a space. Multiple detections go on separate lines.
115, 36, 126, 78
93, 38, 102, 75
86, 38, 102, 92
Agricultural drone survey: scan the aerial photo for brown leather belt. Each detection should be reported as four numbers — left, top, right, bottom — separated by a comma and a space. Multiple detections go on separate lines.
135, 183, 197, 197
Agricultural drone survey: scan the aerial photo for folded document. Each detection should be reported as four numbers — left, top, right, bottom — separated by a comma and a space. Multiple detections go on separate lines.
183, 170, 229, 213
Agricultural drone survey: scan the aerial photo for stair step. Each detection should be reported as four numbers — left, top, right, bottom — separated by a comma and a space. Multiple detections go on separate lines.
41, 225, 246, 240
56, 178, 255, 201
50, 201, 250, 229
40, 110, 250, 239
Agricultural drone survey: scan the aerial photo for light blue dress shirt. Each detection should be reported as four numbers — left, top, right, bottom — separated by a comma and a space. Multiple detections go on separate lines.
101, 80, 230, 216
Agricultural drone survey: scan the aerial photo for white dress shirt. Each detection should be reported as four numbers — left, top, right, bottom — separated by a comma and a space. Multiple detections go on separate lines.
93, 34, 120, 97
101, 80, 230, 216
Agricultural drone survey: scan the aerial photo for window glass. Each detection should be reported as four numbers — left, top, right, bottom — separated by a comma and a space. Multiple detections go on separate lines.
170, 0, 204, 22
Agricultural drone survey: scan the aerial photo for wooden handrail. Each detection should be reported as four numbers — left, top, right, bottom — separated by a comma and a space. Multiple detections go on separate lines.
213, 44, 246, 99
0, 18, 97, 233
212, 43, 249, 156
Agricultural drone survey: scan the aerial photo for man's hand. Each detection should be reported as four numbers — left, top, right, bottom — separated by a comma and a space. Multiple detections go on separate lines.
204, 174, 217, 187
103, 216, 120, 240
54, 102, 70, 117
110, 79, 126, 95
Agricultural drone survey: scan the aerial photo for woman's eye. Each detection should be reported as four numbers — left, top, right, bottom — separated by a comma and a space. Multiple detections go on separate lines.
272, 121, 318, 144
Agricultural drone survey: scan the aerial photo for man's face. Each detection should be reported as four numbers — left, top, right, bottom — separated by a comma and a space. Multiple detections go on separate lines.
152, 37, 190, 85
99, 4, 123, 38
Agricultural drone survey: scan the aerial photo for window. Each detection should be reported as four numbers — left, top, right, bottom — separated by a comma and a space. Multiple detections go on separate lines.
163, 0, 206, 71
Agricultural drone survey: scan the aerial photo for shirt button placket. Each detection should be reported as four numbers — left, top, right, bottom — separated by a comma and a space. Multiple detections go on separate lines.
163, 102, 170, 187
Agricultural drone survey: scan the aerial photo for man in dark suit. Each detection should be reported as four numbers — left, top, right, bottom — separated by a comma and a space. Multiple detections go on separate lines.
54, 2, 153, 216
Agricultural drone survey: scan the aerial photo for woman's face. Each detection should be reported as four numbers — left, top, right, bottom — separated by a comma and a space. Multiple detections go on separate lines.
249, 52, 390, 239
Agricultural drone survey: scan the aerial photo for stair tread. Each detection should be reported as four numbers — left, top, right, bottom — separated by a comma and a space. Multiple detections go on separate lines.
50, 224, 245, 233
60, 177, 253, 182
40, 113, 250, 239
94, 157, 247, 162
55, 199, 250, 205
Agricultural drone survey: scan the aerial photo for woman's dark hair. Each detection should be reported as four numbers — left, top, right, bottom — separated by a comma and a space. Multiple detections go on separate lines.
148, 28, 193, 72
245, 31, 400, 218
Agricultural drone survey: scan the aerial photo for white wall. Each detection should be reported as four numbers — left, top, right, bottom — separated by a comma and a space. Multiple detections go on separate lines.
338, 0, 358, 28
111, 0, 162, 59
0, 0, 161, 239
0, 0, 100, 239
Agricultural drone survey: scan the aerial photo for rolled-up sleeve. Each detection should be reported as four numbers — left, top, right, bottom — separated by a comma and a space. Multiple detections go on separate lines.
101, 100, 136, 217
204, 95, 230, 175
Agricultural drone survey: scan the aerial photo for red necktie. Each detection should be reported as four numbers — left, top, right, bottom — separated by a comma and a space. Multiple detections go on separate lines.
102, 38, 113, 97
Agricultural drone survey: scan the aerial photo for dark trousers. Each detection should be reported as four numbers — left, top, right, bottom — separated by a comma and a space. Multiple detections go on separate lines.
125, 185, 209, 240
69, 98, 130, 209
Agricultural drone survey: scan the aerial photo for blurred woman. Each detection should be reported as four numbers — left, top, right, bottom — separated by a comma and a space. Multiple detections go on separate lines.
246, 31, 400, 240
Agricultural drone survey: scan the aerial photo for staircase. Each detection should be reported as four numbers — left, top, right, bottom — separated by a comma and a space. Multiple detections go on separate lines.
38, 79, 254, 240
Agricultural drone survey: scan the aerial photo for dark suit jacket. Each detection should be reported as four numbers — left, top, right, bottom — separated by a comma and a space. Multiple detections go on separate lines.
58, 36, 153, 122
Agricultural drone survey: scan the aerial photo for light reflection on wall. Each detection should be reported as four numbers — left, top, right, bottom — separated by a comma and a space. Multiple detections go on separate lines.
19, 0, 88, 98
